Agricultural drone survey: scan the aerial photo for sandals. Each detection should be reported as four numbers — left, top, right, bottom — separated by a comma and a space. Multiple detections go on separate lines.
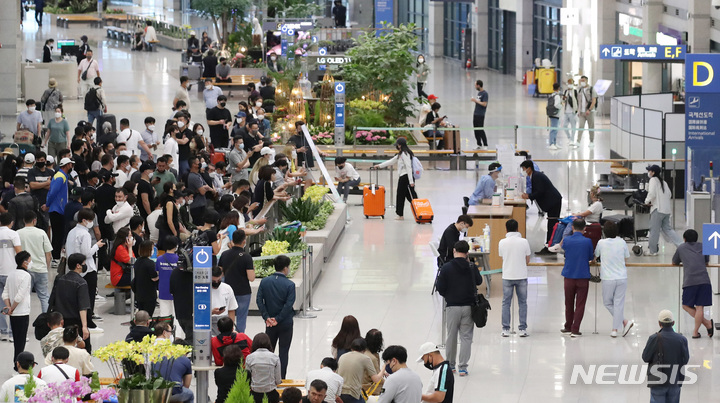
692, 333, 701, 339
708, 319, 715, 338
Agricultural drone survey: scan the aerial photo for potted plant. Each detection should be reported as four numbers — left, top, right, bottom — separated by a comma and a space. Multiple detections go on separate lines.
94, 336, 192, 403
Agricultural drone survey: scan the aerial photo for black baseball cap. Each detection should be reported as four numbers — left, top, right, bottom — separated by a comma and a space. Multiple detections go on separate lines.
100, 171, 119, 182
16, 351, 37, 369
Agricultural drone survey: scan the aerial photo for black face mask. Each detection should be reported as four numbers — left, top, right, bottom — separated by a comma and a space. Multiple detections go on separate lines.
423, 359, 434, 371
35, 163, 44, 169
81, 264, 88, 273
219, 102, 226, 107
212, 281, 221, 288
385, 363, 393, 375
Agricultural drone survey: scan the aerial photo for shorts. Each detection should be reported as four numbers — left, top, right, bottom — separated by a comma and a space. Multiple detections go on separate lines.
682, 284, 713, 307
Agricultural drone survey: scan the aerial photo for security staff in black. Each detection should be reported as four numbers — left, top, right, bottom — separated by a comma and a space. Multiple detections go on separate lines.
520, 160, 562, 255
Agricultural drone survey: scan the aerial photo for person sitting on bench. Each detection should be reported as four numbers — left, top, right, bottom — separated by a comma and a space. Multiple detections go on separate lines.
334, 157, 361, 203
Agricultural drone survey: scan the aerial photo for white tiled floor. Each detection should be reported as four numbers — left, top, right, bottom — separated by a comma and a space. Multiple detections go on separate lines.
3, 8, 718, 403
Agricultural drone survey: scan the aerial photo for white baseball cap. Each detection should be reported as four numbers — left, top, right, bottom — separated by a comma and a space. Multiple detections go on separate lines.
260, 147, 273, 156
24, 153, 35, 163
59, 157, 74, 167
416, 342, 440, 363
46, 155, 54, 164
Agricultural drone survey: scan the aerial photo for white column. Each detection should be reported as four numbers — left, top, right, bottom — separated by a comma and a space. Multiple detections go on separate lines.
594, 0, 616, 101
688, 0, 711, 54
427, 0, 444, 57
642, 0, 662, 93
0, 0, 20, 135
472, 0, 489, 69
514, 0, 533, 81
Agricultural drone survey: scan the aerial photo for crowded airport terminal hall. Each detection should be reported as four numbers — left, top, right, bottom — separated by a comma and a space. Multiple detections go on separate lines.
0, 0, 718, 402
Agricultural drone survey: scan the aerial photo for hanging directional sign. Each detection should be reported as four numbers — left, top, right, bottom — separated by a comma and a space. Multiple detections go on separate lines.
702, 224, 720, 255
599, 44, 685, 61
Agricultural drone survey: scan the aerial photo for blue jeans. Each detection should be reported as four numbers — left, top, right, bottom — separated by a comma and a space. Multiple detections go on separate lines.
169, 386, 194, 403
650, 384, 681, 403
179, 160, 190, 178
548, 117, 560, 146
29, 272, 50, 313
337, 178, 361, 202
502, 279, 528, 331
648, 211, 682, 254
235, 294, 251, 333
562, 112, 577, 140
87, 109, 103, 125
0, 276, 10, 335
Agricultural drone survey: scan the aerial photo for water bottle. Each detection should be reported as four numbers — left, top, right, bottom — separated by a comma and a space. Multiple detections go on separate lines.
483, 224, 491, 252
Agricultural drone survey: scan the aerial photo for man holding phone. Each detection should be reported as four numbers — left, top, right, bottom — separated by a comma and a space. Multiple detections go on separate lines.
470, 80, 489, 149
424, 102, 449, 149
211, 266, 238, 336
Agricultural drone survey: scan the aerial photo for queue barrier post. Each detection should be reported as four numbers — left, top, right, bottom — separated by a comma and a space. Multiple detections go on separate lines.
306, 245, 321, 312
295, 247, 316, 319
388, 166, 395, 209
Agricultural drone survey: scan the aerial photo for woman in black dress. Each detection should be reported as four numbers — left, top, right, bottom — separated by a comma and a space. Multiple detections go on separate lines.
133, 240, 159, 316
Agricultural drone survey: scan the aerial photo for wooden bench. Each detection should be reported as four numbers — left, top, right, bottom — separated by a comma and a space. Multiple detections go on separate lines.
462, 149, 497, 154
214, 75, 263, 97
105, 283, 131, 315
103, 14, 126, 27
341, 149, 378, 155
57, 15, 102, 28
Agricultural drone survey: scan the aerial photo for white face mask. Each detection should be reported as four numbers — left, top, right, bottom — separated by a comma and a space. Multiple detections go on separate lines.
84, 220, 94, 229
177, 199, 185, 207
197, 129, 204, 135
148, 172, 154, 179
256, 102, 262, 107
201, 162, 208, 170
257, 115, 264, 120
521, 169, 528, 177
205, 85, 211, 90
292, 150, 297, 159
580, 81, 588, 88
177, 121, 185, 129
28, 106, 36, 112
418, 58, 424, 64
54, 112, 62, 118
148, 125, 156, 132
116, 201, 126, 207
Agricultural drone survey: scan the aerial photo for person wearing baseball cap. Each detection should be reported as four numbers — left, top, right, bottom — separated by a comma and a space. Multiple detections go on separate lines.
642, 309, 689, 401
417, 342, 454, 403
468, 162, 501, 206
15, 152, 35, 182
47, 157, 74, 262
0, 351, 46, 400
644, 164, 682, 256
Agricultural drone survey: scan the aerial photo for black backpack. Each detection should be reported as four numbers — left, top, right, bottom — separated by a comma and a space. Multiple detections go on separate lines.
176, 230, 212, 271
546, 93, 559, 117
84, 88, 101, 111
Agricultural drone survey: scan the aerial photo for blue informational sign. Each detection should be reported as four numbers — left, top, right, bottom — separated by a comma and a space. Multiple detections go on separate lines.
335, 82, 345, 127
702, 224, 720, 255
319, 47, 327, 56
193, 246, 212, 331
685, 54, 720, 191
374, 0, 393, 36
599, 44, 685, 61
281, 39, 288, 56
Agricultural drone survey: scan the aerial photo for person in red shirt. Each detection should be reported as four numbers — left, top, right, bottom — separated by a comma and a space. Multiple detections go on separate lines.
110, 227, 135, 287
211, 316, 252, 366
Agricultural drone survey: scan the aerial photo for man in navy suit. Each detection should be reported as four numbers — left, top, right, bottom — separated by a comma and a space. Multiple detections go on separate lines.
520, 160, 562, 255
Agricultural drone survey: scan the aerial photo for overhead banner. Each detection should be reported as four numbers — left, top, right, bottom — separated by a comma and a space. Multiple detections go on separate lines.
374, 0, 393, 35
599, 44, 685, 61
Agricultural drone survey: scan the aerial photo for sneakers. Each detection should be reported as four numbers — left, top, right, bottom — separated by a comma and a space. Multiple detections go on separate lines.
610, 330, 618, 338
560, 328, 572, 334
89, 327, 104, 334
623, 320, 635, 337
518, 330, 529, 337
644, 251, 659, 257
458, 369, 468, 377
588, 142, 595, 148
548, 144, 559, 150
501, 329, 511, 337
92, 315, 104, 322
570, 142, 579, 148
475, 146, 483, 150
95, 295, 107, 302
481, 146, 488, 150
548, 244, 563, 253
571, 332, 582, 338
535, 247, 555, 256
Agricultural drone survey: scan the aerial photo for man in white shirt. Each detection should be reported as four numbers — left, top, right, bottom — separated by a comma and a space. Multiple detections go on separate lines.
37, 346, 81, 383
17, 211, 53, 313
0, 213, 22, 341
117, 118, 153, 160
77, 50, 100, 98
0, 352, 46, 401
143, 21, 158, 45
334, 157, 361, 203
498, 218, 531, 337
105, 189, 134, 232
211, 267, 238, 336
114, 155, 131, 188
173, 76, 191, 110
306, 357, 344, 403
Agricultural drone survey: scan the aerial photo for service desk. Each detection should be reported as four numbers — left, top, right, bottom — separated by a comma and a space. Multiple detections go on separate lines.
481, 199, 527, 236
466, 205, 513, 271
21, 61, 78, 100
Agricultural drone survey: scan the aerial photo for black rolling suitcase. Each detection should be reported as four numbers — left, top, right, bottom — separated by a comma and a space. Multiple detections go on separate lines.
601, 214, 634, 239
97, 113, 116, 135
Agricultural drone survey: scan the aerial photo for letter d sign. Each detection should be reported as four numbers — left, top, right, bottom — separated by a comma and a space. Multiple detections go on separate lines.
694, 62, 714, 86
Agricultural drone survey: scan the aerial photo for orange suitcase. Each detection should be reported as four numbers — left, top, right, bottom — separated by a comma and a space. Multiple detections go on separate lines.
411, 198, 434, 223
363, 169, 385, 219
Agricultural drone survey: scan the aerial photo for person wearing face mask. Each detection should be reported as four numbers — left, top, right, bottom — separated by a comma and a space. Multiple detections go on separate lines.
47, 158, 74, 262
378, 345, 422, 403
203, 78, 223, 111
417, 343, 453, 403
371, 137, 416, 220
65, 208, 105, 331
3, 252, 34, 364
42, 39, 54, 63
561, 78, 579, 148
256, 108, 271, 135
174, 112, 193, 177
267, 53, 283, 73
250, 96, 264, 118
207, 95, 233, 149
259, 77, 275, 112
77, 49, 100, 98
17, 99, 43, 140
141, 117, 160, 161
44, 105, 70, 159
109, 227, 135, 288
153, 156, 177, 196
333, 157, 360, 203
210, 266, 238, 336
228, 135, 253, 182
437, 215, 473, 265
216, 57, 231, 82
416, 55, 429, 99
644, 164, 682, 256
40, 79, 63, 130
17, 211, 52, 314
173, 76, 191, 111
468, 162, 501, 205
105, 188, 133, 232
576, 75, 598, 148
520, 160, 562, 255
244, 121, 265, 167
133, 242, 159, 317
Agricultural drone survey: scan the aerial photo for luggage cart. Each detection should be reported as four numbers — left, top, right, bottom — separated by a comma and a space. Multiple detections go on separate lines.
625, 195, 651, 256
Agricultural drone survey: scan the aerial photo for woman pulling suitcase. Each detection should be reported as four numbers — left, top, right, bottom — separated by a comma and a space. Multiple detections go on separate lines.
371, 137, 417, 220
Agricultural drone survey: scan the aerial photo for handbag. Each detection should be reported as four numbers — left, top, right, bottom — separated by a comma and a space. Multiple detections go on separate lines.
80, 59, 94, 81
362, 381, 381, 402
56, 256, 67, 275
471, 294, 491, 328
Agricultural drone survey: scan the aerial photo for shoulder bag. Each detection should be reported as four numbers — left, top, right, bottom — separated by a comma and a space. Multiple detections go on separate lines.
81, 60, 94, 81
468, 262, 491, 328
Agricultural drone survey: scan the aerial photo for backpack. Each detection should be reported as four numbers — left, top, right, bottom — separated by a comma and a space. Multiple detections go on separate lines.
471, 294, 491, 328
546, 94, 559, 117
411, 156, 423, 180
176, 229, 212, 271
84, 88, 101, 111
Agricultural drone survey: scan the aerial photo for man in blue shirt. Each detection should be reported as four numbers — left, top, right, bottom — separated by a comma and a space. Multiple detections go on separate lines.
560, 219, 594, 337
257, 255, 296, 379
468, 162, 501, 205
